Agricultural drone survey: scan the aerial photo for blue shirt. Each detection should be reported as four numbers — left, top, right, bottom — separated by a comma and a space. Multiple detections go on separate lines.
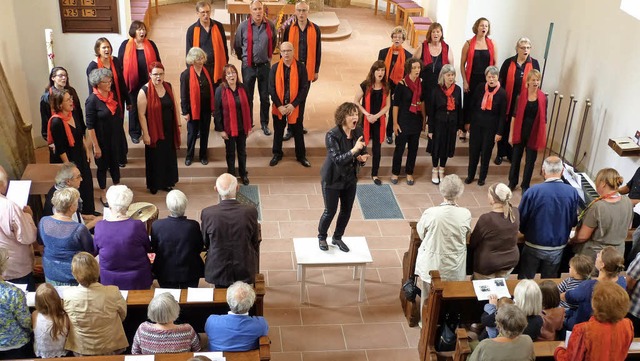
0, 281, 31, 350
564, 276, 626, 330
205, 313, 268, 351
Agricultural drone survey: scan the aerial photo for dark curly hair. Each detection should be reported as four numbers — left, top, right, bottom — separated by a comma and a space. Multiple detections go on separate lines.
334, 102, 359, 127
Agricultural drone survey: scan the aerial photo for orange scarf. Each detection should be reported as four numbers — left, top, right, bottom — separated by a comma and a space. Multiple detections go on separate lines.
464, 36, 495, 83
246, 17, 273, 67
146, 82, 181, 149
442, 84, 455, 111
193, 24, 227, 83
363, 87, 387, 144
189, 65, 215, 121
122, 38, 157, 90
96, 56, 124, 110
47, 112, 75, 147
92, 88, 118, 115
288, 20, 317, 80
505, 58, 533, 114
481, 82, 501, 110
272, 60, 299, 124
384, 45, 405, 84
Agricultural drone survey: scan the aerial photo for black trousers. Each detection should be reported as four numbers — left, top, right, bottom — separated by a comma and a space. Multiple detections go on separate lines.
496, 119, 513, 160
318, 182, 357, 240
509, 143, 537, 189
467, 127, 496, 181
75, 157, 96, 214
224, 133, 248, 177
95, 140, 121, 190
287, 81, 311, 132
273, 115, 306, 160
186, 117, 211, 161
392, 132, 420, 175
368, 123, 382, 177
385, 82, 398, 138
117, 116, 128, 165
127, 94, 142, 140
242, 63, 271, 127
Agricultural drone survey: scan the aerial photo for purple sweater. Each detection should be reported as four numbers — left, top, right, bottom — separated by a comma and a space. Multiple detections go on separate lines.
94, 218, 152, 290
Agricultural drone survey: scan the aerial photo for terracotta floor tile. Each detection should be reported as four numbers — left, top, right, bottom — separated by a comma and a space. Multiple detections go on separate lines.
341, 220, 382, 237
261, 209, 291, 222
365, 236, 411, 250
267, 269, 323, 287
306, 284, 362, 307
300, 350, 367, 361
363, 283, 401, 305
395, 193, 433, 209
365, 348, 420, 361
342, 323, 408, 349
269, 326, 282, 353
377, 267, 404, 284
369, 249, 402, 268
270, 352, 302, 361
321, 267, 380, 285
265, 285, 302, 308
261, 238, 294, 252
359, 305, 407, 324
402, 322, 421, 348
377, 220, 412, 237
260, 252, 294, 271
288, 209, 325, 221
300, 306, 363, 325
280, 325, 346, 352
268, 183, 318, 195
278, 221, 321, 238
261, 195, 310, 209
260, 221, 282, 239
264, 308, 302, 326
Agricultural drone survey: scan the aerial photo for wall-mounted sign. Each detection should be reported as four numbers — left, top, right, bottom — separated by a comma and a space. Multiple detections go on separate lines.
59, 0, 119, 33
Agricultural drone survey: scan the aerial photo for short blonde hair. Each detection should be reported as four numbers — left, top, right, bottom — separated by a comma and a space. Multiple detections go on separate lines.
186, 47, 207, 65
52, 187, 80, 214
391, 26, 407, 41
71, 252, 100, 287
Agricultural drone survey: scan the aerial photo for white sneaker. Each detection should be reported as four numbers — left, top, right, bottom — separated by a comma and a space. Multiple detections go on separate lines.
431, 169, 440, 184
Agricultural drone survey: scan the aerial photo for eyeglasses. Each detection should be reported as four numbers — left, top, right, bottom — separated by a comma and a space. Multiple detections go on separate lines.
199, 10, 211, 14
519, 46, 531, 50
280, 49, 293, 53
296, 8, 308, 12
55, 74, 68, 78
100, 79, 113, 84
225, 72, 237, 77
151, 73, 165, 77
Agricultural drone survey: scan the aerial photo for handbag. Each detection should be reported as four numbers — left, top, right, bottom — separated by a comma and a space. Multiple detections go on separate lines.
402, 277, 421, 302
435, 313, 459, 352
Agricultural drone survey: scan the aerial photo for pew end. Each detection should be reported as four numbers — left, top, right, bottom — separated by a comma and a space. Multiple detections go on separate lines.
259, 336, 271, 361
453, 328, 471, 361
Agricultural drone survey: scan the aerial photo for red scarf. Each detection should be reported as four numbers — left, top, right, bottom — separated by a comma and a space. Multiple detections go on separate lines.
512, 88, 547, 151
288, 20, 317, 80
422, 40, 449, 66
189, 65, 215, 121
272, 60, 300, 124
193, 24, 227, 83
146, 81, 181, 149
384, 45, 405, 84
363, 87, 388, 144
246, 17, 273, 68
222, 86, 252, 136
464, 37, 495, 83
505, 57, 533, 114
47, 112, 75, 147
92, 88, 118, 115
123, 38, 157, 90
442, 84, 455, 111
403, 75, 422, 114
96, 56, 124, 110
481, 82, 501, 110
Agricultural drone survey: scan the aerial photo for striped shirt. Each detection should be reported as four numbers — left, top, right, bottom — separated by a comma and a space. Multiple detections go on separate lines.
628, 253, 640, 318
558, 277, 586, 310
131, 322, 201, 355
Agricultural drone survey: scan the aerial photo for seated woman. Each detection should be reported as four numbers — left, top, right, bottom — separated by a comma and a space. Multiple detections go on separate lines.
32, 283, 70, 358
469, 303, 535, 361
555, 281, 633, 361
132, 292, 201, 354
64, 252, 128, 356
94, 184, 152, 290
513, 279, 543, 340
38, 187, 95, 286
151, 190, 204, 288
469, 183, 519, 279
538, 280, 564, 341
563, 246, 627, 330
0, 247, 32, 359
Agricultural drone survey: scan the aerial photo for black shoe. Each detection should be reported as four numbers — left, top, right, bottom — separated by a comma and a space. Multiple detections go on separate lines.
464, 177, 473, 184
131, 137, 140, 144
99, 197, 109, 208
241, 175, 250, 185
185, 158, 193, 166
269, 155, 281, 166
200, 158, 209, 165
150, 189, 158, 195
494, 156, 503, 165
319, 239, 328, 251
332, 238, 350, 252
373, 177, 382, 185
390, 177, 398, 184
303, 128, 308, 134
386, 136, 393, 144
478, 179, 486, 186
91, 211, 102, 217
298, 158, 311, 167
163, 187, 173, 192
262, 126, 271, 136
283, 131, 293, 141
119, 163, 126, 168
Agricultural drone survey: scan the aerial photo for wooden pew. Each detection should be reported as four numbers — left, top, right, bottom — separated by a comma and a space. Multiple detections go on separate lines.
399, 221, 421, 327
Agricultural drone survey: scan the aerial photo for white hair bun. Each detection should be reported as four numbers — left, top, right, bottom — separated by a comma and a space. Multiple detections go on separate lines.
495, 183, 512, 202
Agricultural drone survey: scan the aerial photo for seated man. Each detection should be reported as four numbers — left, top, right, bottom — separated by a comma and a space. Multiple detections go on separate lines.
204, 281, 268, 351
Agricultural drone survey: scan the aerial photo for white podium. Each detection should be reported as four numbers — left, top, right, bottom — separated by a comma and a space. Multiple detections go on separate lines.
293, 236, 373, 303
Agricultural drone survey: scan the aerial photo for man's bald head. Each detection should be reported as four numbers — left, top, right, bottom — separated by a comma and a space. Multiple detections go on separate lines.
0, 166, 8, 196
215, 173, 238, 199
542, 156, 564, 179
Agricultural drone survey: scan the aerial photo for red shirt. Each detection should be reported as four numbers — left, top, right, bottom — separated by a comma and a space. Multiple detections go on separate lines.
554, 316, 634, 361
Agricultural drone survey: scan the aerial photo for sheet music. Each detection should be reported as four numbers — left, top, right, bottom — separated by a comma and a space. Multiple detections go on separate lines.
26, 292, 36, 307
565, 330, 572, 347
153, 288, 181, 301
186, 287, 214, 302
6, 180, 31, 208
472, 278, 511, 301
120, 290, 129, 301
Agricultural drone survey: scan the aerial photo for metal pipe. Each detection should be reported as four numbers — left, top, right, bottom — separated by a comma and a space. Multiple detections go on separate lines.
561, 98, 578, 163
573, 99, 591, 167
543, 91, 559, 160
559, 94, 575, 161
549, 94, 564, 155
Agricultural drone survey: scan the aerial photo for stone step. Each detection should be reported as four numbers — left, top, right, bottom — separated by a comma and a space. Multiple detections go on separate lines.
309, 12, 340, 34
321, 18, 352, 41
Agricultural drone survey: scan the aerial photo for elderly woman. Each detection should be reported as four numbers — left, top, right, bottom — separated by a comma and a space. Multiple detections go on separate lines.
428, 64, 463, 184
391, 58, 424, 186
318, 102, 369, 252
469, 304, 535, 361
38, 188, 94, 286
181, 47, 214, 166
513, 279, 543, 340
0, 247, 32, 359
470, 183, 519, 279
86, 68, 123, 208
571, 168, 633, 261
464, 66, 507, 185
138, 61, 180, 194
414, 22, 454, 111
556, 281, 633, 361
214, 63, 253, 185
118, 20, 161, 144
64, 252, 128, 356
414, 175, 471, 311
94, 185, 152, 290
151, 190, 204, 288
496, 37, 540, 165
131, 292, 200, 354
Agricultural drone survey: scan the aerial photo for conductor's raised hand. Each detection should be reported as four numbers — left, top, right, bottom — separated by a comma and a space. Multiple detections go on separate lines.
352, 136, 366, 153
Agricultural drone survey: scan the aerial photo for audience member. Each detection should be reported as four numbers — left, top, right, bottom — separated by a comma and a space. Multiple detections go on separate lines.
131, 292, 201, 354
205, 281, 268, 351
538, 280, 564, 341
0, 247, 33, 359
185, 0, 229, 85
624, 243, 640, 335
479, 295, 513, 340
38, 187, 95, 286
517, 156, 580, 279
469, 304, 534, 361
32, 283, 70, 358
151, 190, 204, 289
558, 254, 593, 311
469, 183, 519, 279
201, 174, 259, 287
555, 281, 633, 361
513, 279, 543, 340
64, 252, 128, 355
619, 165, 640, 228
94, 185, 152, 290
0, 166, 37, 291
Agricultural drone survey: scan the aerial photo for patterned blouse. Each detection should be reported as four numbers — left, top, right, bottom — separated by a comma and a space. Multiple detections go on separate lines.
131, 322, 201, 354
0, 281, 31, 351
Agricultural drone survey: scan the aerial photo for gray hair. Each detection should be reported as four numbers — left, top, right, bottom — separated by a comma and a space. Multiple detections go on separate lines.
186, 47, 207, 65
88, 68, 113, 87
439, 174, 464, 201
195, 0, 211, 12
496, 304, 527, 338
437, 64, 456, 86
484, 65, 499, 76
106, 184, 134, 215
226, 281, 256, 314
216, 173, 238, 200
0, 247, 8, 275
148, 292, 180, 324
55, 162, 78, 188
52, 187, 80, 214
514, 279, 542, 316
542, 156, 563, 176
515, 37, 532, 51
166, 189, 188, 217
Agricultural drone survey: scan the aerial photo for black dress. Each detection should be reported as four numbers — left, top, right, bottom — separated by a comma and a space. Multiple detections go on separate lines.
359, 82, 384, 177
420, 52, 444, 111
429, 85, 463, 166
464, 49, 490, 124
142, 85, 179, 192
